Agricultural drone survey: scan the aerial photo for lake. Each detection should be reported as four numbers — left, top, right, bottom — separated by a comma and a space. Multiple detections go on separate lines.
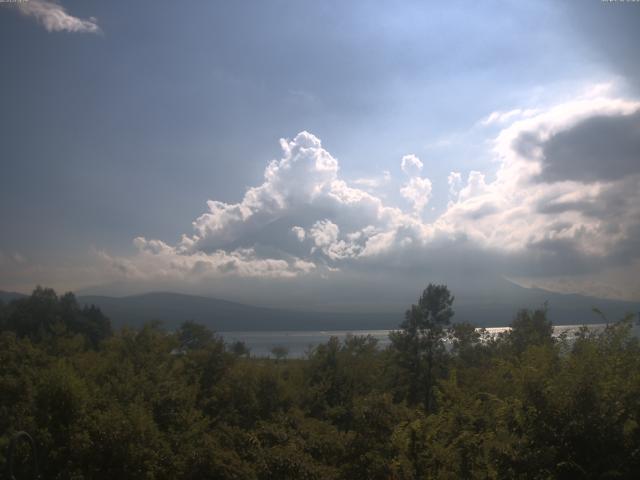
219, 323, 623, 358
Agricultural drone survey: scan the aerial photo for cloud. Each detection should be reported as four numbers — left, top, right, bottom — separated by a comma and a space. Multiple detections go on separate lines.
536, 111, 640, 183
400, 154, 423, 176
439, 92, 640, 287
558, 3, 640, 93
309, 220, 339, 250
352, 170, 391, 190
82, 90, 640, 301
101, 237, 316, 280
400, 176, 432, 214
100, 131, 430, 284
481, 108, 539, 126
291, 226, 306, 242
17, 0, 101, 34
180, 131, 340, 252
511, 259, 640, 303
309, 219, 357, 261
447, 172, 462, 198
399, 154, 432, 214
0, 251, 26, 267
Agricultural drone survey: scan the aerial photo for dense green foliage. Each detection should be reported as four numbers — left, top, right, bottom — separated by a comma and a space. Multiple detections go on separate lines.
1, 285, 639, 479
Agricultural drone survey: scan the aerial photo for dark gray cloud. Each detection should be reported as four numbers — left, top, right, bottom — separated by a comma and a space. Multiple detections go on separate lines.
539, 112, 640, 183
536, 188, 633, 224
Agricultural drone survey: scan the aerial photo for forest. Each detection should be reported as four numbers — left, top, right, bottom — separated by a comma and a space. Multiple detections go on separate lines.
1, 285, 639, 479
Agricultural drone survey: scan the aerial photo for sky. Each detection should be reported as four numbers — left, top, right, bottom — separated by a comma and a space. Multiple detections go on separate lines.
1, 0, 639, 309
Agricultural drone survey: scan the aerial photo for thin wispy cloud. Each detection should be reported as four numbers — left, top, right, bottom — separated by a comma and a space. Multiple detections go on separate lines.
17, 0, 100, 34
352, 171, 391, 190
480, 108, 539, 126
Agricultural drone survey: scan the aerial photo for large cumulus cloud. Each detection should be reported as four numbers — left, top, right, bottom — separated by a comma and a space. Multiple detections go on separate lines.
98, 92, 640, 301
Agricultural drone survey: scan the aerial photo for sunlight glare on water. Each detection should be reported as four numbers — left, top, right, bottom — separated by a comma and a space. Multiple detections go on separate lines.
220, 324, 622, 358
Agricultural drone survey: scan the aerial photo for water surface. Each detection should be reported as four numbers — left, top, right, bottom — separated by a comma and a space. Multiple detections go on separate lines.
220, 324, 620, 358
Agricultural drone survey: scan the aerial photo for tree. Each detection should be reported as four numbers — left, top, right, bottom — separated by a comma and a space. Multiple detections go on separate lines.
60, 293, 111, 348
304, 335, 383, 426
389, 284, 454, 411
271, 346, 289, 362
230, 340, 251, 358
3, 287, 111, 348
0, 300, 8, 332
177, 321, 214, 351
509, 306, 553, 354
449, 321, 483, 367
5, 286, 60, 340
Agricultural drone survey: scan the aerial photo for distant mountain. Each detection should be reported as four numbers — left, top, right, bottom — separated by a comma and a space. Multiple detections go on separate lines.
451, 279, 640, 327
78, 288, 640, 331
77, 292, 401, 331
0, 290, 27, 304
2, 284, 638, 331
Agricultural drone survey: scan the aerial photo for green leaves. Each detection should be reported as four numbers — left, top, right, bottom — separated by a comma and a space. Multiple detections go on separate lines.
2, 287, 111, 348
390, 284, 454, 410
1, 286, 640, 478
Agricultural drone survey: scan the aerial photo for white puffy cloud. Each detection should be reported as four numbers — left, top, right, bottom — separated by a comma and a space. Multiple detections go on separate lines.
98, 131, 433, 285
180, 131, 340, 252
309, 220, 339, 249
399, 154, 432, 214
18, 0, 101, 34
447, 171, 462, 198
309, 219, 355, 261
94, 91, 640, 301
400, 176, 432, 214
400, 154, 423, 176
170, 131, 427, 268
291, 226, 306, 242
102, 237, 317, 281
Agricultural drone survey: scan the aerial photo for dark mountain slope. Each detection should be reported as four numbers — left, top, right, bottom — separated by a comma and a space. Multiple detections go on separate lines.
3, 283, 638, 331
77, 292, 400, 331
0, 291, 27, 304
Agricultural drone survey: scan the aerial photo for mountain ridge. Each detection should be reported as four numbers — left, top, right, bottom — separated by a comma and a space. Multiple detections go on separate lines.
2, 285, 639, 331
76, 291, 400, 331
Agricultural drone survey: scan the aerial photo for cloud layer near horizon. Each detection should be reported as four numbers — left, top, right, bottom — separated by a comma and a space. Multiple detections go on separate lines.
92, 91, 640, 301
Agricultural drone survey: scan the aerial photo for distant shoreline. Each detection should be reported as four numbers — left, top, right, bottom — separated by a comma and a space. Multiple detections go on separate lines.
218, 323, 634, 358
